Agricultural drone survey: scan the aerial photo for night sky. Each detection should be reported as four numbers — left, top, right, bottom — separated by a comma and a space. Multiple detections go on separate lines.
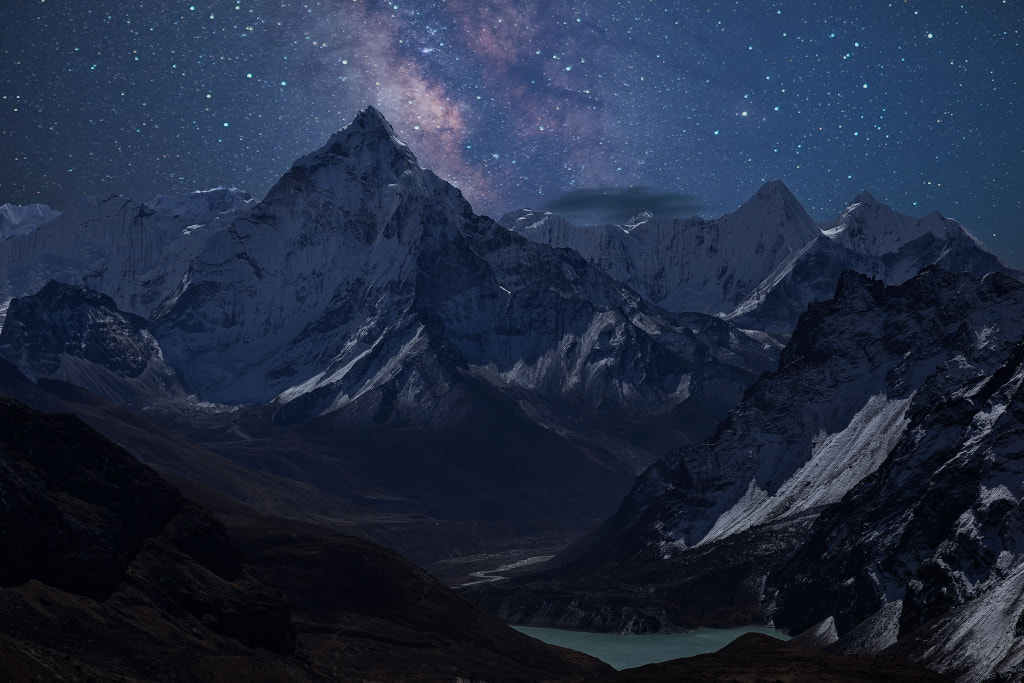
2, 1, 1022, 265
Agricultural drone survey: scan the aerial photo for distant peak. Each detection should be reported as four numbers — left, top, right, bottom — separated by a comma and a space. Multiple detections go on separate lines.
727, 180, 819, 244
259, 106, 470, 233
746, 180, 803, 210
757, 179, 792, 195
738, 179, 801, 210
852, 190, 879, 205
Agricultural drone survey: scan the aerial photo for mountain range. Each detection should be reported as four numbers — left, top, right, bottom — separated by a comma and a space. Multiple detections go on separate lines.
0, 107, 779, 528
1, 106, 1022, 679
471, 266, 1024, 680
504, 184, 1015, 334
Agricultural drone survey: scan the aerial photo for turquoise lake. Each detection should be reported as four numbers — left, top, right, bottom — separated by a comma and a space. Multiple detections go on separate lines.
513, 625, 790, 671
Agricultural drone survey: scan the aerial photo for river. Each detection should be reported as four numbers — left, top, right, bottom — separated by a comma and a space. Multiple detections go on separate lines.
459, 555, 553, 587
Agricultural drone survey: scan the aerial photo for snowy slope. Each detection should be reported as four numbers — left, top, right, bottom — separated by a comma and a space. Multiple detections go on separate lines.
478, 266, 1024, 680
620, 268, 1024, 550
507, 184, 1019, 335
891, 561, 1024, 680
0, 187, 253, 321
150, 107, 774, 426
502, 180, 821, 315
0, 203, 60, 239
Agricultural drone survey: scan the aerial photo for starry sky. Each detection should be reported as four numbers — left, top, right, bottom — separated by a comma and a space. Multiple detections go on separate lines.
2, 1, 1022, 265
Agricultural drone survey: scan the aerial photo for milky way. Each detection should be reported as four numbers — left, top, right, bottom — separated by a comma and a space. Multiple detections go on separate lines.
1, 1, 1021, 265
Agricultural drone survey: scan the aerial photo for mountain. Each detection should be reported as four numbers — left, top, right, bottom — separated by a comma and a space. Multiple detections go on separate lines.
149, 107, 769, 419
728, 192, 1018, 333
506, 184, 1019, 334
0, 107, 776, 526
469, 266, 1024, 681
0, 187, 253, 327
0, 202, 60, 239
0, 280, 185, 406
503, 180, 821, 316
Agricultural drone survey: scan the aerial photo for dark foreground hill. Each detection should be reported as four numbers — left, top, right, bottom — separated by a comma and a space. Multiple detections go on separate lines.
0, 396, 612, 680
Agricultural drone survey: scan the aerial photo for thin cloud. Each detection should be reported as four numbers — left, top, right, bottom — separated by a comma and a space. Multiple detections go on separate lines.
542, 186, 704, 224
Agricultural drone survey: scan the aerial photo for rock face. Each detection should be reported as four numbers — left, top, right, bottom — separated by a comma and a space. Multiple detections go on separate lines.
506, 185, 1019, 334
0, 280, 184, 405
627, 267, 1024, 553
771, 275, 1024, 678
472, 267, 1024, 681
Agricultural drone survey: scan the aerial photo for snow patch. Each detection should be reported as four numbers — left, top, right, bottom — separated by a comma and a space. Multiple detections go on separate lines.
907, 562, 1024, 680
699, 393, 913, 545
836, 600, 903, 654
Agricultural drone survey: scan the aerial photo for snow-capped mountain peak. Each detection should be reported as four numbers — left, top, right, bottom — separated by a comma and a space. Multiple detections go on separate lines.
722, 180, 820, 248
255, 105, 469, 248
146, 186, 254, 221
0, 203, 61, 239
821, 191, 943, 254
288, 105, 415, 175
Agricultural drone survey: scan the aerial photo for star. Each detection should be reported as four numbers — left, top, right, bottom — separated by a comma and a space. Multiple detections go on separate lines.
0, 1, 1019, 267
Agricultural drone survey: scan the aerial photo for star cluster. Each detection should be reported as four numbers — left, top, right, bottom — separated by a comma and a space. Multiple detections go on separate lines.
1, 1, 1021, 264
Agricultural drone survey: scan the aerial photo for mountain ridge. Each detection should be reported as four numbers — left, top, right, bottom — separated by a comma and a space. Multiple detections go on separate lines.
469, 265, 1024, 680
505, 180, 1020, 334
0, 108, 776, 527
